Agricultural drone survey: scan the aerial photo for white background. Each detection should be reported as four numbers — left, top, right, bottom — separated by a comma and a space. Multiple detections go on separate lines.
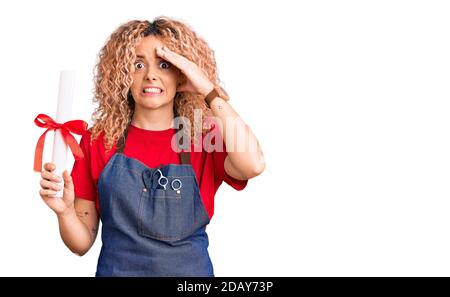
0, 0, 449, 276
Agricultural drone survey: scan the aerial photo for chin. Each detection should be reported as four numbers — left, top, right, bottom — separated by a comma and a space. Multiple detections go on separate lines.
138, 98, 172, 110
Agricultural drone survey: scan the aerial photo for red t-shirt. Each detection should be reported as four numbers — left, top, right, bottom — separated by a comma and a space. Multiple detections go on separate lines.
71, 124, 247, 219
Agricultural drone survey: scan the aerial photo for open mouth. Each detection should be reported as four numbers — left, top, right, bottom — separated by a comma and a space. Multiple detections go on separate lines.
142, 86, 164, 96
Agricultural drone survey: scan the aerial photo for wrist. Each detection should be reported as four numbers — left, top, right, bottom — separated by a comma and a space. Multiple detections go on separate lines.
200, 84, 215, 98
209, 96, 227, 110
204, 85, 229, 108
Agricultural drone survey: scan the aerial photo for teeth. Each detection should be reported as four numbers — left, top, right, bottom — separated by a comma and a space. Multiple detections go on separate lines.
143, 88, 162, 93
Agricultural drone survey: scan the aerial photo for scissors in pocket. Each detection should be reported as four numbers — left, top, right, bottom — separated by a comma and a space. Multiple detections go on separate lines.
155, 169, 183, 194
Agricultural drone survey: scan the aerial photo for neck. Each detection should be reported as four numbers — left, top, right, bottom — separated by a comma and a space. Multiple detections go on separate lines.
131, 104, 174, 131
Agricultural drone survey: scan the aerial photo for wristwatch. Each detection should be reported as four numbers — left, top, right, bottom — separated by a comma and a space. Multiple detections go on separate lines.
204, 86, 229, 107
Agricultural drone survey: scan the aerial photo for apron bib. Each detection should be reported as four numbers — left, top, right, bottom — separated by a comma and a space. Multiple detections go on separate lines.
95, 125, 213, 276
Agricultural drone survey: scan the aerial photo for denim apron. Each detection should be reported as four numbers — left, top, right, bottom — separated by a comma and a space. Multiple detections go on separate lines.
95, 126, 213, 276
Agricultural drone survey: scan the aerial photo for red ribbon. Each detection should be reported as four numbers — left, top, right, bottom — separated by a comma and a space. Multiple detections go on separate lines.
34, 113, 88, 172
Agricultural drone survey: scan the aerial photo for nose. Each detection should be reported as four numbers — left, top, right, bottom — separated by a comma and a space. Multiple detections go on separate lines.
145, 70, 157, 81
144, 63, 160, 81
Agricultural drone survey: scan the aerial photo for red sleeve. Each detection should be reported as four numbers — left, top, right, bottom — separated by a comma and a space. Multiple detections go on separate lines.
71, 131, 97, 202
213, 144, 248, 191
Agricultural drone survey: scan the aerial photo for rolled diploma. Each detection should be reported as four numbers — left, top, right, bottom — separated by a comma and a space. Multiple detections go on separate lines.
51, 71, 75, 198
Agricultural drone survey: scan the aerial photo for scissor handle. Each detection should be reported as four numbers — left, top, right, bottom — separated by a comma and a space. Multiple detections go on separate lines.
155, 169, 168, 190
171, 179, 183, 191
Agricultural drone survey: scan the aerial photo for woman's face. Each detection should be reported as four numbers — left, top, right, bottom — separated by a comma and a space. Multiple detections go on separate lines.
130, 35, 181, 110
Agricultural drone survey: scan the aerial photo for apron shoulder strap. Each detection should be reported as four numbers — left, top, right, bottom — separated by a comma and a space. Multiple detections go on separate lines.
116, 125, 130, 154
176, 129, 191, 165
179, 151, 191, 165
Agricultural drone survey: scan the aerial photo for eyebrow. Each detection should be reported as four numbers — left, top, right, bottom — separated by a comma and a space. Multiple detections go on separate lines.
136, 54, 163, 60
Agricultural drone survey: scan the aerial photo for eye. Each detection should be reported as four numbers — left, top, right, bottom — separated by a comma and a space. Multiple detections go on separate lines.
159, 60, 171, 69
135, 62, 145, 70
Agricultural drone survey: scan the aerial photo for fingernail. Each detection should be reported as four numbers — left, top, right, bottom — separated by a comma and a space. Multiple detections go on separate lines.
56, 185, 62, 191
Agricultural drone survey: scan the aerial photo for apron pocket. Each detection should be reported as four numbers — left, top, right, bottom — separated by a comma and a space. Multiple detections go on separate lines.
138, 177, 195, 242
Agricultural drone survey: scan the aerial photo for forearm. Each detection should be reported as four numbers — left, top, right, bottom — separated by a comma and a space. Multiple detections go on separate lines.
209, 97, 265, 178
56, 208, 94, 256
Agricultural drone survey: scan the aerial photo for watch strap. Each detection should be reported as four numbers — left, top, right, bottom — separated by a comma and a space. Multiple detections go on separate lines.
204, 87, 220, 107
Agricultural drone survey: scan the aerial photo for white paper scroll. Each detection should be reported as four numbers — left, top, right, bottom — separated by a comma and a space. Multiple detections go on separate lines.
51, 71, 76, 198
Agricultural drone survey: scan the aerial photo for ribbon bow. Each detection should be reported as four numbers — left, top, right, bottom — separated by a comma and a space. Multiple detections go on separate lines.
34, 113, 88, 172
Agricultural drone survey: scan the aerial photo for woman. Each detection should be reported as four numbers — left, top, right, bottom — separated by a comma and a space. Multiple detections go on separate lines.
39, 17, 265, 276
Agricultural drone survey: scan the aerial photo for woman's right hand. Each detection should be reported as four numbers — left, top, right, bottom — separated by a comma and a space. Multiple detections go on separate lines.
39, 162, 75, 216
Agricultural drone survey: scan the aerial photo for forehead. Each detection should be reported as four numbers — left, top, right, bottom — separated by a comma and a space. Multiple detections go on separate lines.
135, 35, 164, 59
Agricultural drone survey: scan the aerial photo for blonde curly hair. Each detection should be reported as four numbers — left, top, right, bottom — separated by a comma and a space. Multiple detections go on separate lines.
90, 17, 229, 150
